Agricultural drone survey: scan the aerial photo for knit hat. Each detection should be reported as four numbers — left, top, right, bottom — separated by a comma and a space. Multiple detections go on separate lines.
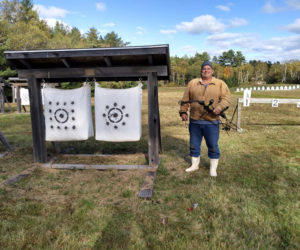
201, 61, 213, 70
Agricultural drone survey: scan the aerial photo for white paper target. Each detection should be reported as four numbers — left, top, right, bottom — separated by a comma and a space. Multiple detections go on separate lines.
43, 84, 94, 141
243, 89, 252, 107
20, 88, 30, 105
95, 83, 142, 142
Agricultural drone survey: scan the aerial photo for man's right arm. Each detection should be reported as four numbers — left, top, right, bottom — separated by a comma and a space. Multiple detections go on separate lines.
179, 81, 192, 120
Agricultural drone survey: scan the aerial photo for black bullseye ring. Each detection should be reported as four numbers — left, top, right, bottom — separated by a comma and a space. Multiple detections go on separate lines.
108, 108, 123, 123
54, 108, 69, 124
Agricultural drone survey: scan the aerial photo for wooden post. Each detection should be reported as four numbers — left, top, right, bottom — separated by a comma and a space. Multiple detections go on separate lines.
147, 72, 160, 167
28, 76, 47, 163
16, 86, 21, 113
237, 98, 242, 130
12, 86, 16, 103
157, 100, 162, 154
0, 86, 4, 113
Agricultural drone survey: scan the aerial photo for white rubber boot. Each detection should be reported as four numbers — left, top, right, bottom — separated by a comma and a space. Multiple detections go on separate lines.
185, 156, 200, 172
210, 159, 219, 177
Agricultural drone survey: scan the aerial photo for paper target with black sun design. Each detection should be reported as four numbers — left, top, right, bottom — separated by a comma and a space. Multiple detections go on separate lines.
95, 83, 142, 142
43, 85, 94, 141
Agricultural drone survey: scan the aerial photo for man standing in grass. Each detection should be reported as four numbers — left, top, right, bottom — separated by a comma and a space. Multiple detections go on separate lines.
179, 61, 231, 176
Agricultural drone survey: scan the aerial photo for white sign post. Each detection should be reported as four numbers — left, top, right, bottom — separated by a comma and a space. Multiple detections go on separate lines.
243, 89, 252, 107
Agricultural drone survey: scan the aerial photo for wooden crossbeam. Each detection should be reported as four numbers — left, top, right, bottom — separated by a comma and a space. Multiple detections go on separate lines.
148, 55, 153, 65
41, 163, 155, 170
61, 58, 71, 68
20, 59, 32, 69
18, 66, 168, 80
5, 46, 168, 59
104, 57, 112, 67
3, 173, 29, 185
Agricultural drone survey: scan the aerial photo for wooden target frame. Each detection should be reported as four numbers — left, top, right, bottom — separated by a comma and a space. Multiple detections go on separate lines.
4, 45, 170, 198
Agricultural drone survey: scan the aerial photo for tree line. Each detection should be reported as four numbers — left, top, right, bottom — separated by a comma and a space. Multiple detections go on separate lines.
171, 51, 300, 87
1, 0, 300, 87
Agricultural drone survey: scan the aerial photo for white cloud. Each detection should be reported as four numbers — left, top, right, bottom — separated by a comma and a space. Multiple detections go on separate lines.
176, 15, 226, 34
262, 0, 300, 13
262, 1, 286, 13
136, 26, 146, 35
103, 22, 115, 27
230, 18, 248, 27
206, 32, 256, 50
181, 45, 198, 54
206, 32, 243, 41
160, 29, 177, 35
42, 18, 70, 29
262, 2, 277, 13
285, 18, 300, 33
33, 4, 69, 18
205, 32, 300, 61
286, 0, 300, 9
216, 5, 231, 11
96, 2, 106, 11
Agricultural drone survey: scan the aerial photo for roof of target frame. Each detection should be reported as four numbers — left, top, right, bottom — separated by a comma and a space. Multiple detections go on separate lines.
4, 44, 170, 82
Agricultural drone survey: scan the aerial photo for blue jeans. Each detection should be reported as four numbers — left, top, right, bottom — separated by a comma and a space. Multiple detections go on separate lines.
189, 122, 220, 159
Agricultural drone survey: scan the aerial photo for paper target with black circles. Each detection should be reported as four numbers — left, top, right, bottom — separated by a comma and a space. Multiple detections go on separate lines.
95, 83, 142, 142
20, 88, 45, 106
20, 87, 30, 106
43, 85, 94, 141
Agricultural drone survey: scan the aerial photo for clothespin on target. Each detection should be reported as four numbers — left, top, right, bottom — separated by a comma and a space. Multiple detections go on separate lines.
138, 77, 143, 88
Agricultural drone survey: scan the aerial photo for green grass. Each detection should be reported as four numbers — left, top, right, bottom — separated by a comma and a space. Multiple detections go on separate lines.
0, 87, 300, 249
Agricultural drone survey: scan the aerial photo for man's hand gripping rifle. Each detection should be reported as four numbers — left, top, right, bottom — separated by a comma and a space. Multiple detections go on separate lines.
179, 99, 242, 132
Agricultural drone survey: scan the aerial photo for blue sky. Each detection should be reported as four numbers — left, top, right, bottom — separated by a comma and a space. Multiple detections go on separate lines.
33, 0, 300, 62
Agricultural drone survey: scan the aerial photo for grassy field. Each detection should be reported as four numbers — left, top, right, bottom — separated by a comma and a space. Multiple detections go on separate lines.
0, 86, 300, 249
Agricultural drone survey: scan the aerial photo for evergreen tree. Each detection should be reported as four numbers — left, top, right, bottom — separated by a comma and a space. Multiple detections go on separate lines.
86, 27, 99, 48
100, 31, 129, 47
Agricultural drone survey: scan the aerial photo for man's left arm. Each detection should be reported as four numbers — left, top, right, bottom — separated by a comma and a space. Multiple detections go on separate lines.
214, 81, 231, 114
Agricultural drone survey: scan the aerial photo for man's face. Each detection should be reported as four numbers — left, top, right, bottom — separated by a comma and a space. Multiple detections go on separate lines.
201, 66, 213, 79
